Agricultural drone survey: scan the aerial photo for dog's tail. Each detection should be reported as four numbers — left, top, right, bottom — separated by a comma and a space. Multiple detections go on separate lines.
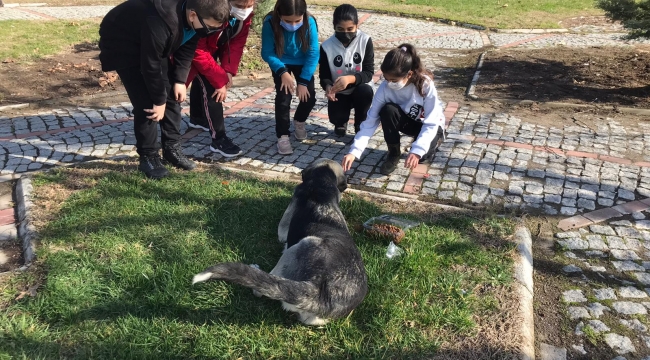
192, 262, 320, 311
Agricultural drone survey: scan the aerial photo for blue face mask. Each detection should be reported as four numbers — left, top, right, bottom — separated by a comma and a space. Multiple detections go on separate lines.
280, 19, 303, 32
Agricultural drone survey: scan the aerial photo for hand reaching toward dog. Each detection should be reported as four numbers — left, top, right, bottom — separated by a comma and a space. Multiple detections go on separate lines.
341, 154, 356, 172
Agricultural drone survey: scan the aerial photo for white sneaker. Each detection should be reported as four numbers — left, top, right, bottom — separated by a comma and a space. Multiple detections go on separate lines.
293, 120, 307, 140
277, 135, 293, 155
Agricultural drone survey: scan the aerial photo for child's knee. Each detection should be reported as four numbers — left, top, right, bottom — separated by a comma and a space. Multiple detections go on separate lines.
379, 103, 400, 118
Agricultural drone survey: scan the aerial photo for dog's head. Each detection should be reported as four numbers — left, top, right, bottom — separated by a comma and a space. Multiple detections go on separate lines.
301, 158, 348, 193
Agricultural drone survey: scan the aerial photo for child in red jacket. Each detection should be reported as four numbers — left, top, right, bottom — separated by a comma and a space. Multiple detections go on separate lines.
186, 0, 254, 157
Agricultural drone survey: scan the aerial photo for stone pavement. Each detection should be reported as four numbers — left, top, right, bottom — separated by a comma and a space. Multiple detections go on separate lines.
2, 5, 650, 359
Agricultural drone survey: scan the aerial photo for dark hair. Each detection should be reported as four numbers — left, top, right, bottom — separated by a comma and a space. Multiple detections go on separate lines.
380, 43, 433, 96
332, 4, 358, 28
268, 0, 313, 57
187, 0, 231, 24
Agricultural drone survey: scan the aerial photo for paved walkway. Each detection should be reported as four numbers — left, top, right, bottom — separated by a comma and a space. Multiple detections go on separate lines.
2, 5, 650, 359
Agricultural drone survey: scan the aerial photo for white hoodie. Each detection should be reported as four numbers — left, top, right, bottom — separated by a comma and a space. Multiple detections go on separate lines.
348, 76, 445, 159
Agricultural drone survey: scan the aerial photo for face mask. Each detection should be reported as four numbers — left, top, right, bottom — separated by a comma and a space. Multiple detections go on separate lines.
387, 80, 407, 91
231, 5, 253, 21
280, 20, 303, 32
335, 31, 357, 44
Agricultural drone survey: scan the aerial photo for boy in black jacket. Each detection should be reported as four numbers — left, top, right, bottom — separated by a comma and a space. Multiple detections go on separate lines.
99, 0, 230, 179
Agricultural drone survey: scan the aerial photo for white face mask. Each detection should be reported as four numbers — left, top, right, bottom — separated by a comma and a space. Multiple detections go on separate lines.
231, 5, 253, 20
387, 80, 407, 91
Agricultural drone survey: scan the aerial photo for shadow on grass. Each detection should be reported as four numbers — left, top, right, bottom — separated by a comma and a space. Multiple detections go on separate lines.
1, 164, 518, 359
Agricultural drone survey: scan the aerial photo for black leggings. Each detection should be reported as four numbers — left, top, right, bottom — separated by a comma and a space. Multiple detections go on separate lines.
272, 64, 316, 138
327, 83, 373, 130
378, 103, 422, 145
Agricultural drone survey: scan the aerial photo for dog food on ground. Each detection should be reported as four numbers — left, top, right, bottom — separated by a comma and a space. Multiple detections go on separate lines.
366, 223, 405, 244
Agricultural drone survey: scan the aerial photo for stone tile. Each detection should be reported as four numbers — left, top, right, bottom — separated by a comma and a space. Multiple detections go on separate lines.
618, 286, 648, 298
562, 289, 587, 303
568, 306, 591, 320
612, 301, 648, 315
610, 249, 641, 261
604, 333, 636, 355
589, 224, 616, 235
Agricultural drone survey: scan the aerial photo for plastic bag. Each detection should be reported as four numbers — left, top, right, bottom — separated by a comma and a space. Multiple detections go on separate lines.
385, 241, 404, 259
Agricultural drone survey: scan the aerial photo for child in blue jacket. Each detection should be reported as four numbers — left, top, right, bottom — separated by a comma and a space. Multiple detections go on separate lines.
261, 0, 319, 155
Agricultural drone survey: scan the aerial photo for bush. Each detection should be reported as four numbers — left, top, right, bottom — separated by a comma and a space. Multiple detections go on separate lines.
252, 0, 276, 35
597, 0, 650, 38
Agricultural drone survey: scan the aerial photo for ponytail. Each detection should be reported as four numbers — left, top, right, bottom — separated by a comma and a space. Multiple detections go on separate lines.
380, 43, 433, 96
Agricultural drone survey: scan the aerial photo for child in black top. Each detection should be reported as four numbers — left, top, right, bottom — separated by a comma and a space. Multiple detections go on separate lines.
319, 4, 374, 136
99, 0, 230, 179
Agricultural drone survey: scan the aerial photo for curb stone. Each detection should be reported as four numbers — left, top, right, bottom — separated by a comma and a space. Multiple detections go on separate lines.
16, 176, 36, 264
514, 225, 534, 360
466, 51, 486, 99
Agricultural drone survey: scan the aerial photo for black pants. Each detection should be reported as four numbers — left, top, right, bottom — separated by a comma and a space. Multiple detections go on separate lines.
272, 64, 316, 138
189, 74, 225, 140
328, 83, 373, 129
379, 103, 422, 145
116, 58, 182, 157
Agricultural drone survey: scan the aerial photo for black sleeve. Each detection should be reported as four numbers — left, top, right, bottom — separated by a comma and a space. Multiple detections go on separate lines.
354, 37, 375, 85
319, 46, 333, 90
171, 35, 199, 85
140, 16, 172, 106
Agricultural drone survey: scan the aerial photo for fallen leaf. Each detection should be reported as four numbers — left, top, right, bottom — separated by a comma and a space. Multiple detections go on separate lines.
221, 181, 230, 185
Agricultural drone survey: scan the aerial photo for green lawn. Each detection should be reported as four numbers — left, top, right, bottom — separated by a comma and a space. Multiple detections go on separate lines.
0, 165, 515, 359
310, 0, 602, 29
0, 20, 99, 61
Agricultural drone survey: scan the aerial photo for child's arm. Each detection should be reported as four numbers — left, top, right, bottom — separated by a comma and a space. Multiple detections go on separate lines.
192, 35, 230, 90
297, 16, 320, 86
171, 36, 199, 88
140, 16, 173, 105
354, 37, 375, 85
219, 14, 253, 78
261, 17, 288, 76
318, 46, 333, 91
410, 80, 446, 157
347, 83, 386, 159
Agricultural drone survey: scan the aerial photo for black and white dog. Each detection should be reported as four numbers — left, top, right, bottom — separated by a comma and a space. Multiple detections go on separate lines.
193, 159, 368, 325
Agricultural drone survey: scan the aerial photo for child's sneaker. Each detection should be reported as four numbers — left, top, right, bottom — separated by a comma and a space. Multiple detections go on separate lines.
188, 117, 210, 132
293, 120, 307, 140
210, 136, 242, 157
277, 135, 293, 155
334, 124, 347, 137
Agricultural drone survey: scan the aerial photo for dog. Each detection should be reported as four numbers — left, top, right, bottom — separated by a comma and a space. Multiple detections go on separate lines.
192, 158, 368, 325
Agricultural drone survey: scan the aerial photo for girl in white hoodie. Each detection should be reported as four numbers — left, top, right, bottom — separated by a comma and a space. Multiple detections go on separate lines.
341, 43, 446, 175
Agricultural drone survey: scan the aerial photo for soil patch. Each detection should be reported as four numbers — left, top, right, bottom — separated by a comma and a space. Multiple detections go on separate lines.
476, 47, 650, 108
0, 42, 121, 106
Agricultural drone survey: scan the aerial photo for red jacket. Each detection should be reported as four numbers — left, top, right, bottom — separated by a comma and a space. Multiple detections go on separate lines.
185, 13, 253, 89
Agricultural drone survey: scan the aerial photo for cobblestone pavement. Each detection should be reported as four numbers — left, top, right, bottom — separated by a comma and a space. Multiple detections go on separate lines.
2, 7, 650, 359
553, 217, 650, 358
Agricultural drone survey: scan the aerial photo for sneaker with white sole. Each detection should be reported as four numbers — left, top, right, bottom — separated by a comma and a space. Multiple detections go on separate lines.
210, 136, 242, 157
188, 117, 209, 132
293, 120, 307, 140
277, 135, 293, 155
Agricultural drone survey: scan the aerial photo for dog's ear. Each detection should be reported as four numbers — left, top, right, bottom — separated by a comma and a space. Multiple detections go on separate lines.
337, 174, 348, 193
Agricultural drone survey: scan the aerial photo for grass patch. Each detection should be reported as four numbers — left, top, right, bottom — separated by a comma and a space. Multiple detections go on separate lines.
0, 165, 516, 359
310, 0, 602, 29
0, 20, 99, 62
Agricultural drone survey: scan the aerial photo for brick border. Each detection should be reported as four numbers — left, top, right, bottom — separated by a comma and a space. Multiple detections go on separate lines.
557, 199, 650, 231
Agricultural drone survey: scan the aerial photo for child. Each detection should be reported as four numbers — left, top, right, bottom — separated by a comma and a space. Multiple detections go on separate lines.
186, 0, 255, 158
319, 4, 374, 137
99, 0, 230, 179
261, 0, 319, 155
341, 44, 446, 175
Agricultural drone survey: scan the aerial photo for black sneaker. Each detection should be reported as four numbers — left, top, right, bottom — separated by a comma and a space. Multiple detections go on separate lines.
210, 136, 242, 157
419, 127, 445, 164
188, 117, 209, 132
162, 144, 197, 170
139, 154, 170, 179
334, 125, 347, 137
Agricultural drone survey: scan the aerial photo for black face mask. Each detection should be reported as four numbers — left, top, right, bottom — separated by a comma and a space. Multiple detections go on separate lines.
335, 31, 357, 44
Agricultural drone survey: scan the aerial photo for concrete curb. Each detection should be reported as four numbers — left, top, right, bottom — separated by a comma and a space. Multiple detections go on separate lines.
513, 225, 534, 360
0, 103, 29, 112
466, 51, 486, 100
15, 176, 36, 264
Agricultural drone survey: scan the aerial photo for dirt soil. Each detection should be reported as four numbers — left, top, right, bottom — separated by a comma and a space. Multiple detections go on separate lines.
476, 47, 650, 108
